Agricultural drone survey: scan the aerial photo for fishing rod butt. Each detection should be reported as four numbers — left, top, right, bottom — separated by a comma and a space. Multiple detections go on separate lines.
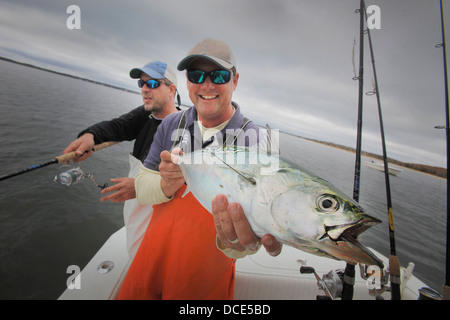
442, 284, 450, 300
341, 263, 355, 300
389, 255, 402, 300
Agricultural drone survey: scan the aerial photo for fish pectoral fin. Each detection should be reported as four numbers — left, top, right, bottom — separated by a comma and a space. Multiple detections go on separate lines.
237, 171, 256, 185
210, 149, 256, 185
181, 185, 191, 198
222, 165, 256, 185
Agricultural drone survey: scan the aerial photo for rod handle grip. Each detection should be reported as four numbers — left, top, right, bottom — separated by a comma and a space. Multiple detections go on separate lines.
54, 141, 119, 163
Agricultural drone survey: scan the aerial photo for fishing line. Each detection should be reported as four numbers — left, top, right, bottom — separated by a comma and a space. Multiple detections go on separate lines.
366, 78, 377, 96
0, 142, 117, 201
352, 38, 359, 80
0, 164, 108, 201
352, 4, 362, 82
53, 165, 109, 189
0, 141, 118, 182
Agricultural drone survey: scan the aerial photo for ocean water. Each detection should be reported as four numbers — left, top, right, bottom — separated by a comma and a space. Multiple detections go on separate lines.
0, 59, 446, 299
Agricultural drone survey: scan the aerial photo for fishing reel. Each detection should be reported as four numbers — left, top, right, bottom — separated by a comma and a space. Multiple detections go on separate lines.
300, 265, 344, 300
300, 263, 391, 300
54, 166, 108, 190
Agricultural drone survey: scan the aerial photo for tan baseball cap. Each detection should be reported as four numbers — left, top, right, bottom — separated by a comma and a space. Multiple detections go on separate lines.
177, 38, 236, 71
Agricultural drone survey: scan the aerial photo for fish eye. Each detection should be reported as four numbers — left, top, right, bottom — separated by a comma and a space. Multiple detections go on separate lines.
317, 195, 340, 213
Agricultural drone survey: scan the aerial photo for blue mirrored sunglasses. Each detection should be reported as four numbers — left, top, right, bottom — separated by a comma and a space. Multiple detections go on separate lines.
187, 70, 231, 84
137, 79, 170, 89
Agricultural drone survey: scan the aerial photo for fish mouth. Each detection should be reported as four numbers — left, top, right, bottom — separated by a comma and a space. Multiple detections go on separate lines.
324, 216, 380, 241
320, 216, 384, 268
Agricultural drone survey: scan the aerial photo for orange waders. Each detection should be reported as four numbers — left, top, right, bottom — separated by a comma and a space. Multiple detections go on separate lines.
118, 185, 235, 300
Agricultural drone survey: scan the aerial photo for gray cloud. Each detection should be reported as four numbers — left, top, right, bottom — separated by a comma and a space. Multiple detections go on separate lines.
0, 0, 447, 167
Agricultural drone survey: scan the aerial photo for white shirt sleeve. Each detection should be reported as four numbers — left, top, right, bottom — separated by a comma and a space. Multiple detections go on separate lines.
135, 165, 173, 205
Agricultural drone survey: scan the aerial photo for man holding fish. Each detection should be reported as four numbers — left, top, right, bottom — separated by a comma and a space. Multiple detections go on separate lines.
118, 38, 282, 300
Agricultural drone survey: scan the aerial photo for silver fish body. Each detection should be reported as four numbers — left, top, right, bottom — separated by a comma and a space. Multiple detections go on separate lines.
177, 147, 383, 268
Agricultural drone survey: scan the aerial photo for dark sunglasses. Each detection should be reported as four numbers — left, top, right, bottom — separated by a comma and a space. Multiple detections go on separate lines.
137, 79, 170, 89
187, 69, 232, 84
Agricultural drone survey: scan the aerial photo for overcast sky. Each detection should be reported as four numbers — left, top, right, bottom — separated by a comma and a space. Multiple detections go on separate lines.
0, 0, 448, 167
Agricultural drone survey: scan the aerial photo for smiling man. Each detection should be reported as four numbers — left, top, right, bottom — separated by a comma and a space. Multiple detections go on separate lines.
118, 39, 282, 300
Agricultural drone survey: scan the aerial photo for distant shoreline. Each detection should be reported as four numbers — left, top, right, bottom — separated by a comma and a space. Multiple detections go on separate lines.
0, 56, 142, 95
1, 56, 446, 179
282, 131, 447, 179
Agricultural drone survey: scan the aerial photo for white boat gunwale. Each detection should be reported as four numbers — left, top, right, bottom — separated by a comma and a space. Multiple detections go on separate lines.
58, 226, 429, 300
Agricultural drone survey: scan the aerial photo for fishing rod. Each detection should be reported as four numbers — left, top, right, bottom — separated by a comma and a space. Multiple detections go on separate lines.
363, 2, 401, 300
341, 0, 366, 301
437, 0, 450, 300
0, 141, 119, 182
352, 1, 365, 204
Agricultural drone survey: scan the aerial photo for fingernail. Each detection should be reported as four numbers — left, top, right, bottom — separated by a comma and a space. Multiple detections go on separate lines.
264, 238, 273, 247
216, 195, 225, 205
229, 203, 238, 214
268, 248, 281, 257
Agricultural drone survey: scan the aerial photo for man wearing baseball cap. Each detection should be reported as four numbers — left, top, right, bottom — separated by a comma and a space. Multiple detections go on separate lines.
119, 39, 282, 300
63, 61, 180, 258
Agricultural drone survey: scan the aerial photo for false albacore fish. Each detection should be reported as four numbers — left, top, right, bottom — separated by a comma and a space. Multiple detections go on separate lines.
174, 146, 383, 268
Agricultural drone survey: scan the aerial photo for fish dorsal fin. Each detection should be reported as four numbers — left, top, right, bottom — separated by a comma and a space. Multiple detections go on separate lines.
258, 124, 280, 156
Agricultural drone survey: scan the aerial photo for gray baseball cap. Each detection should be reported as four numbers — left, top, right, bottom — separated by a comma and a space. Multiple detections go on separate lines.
177, 38, 236, 71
